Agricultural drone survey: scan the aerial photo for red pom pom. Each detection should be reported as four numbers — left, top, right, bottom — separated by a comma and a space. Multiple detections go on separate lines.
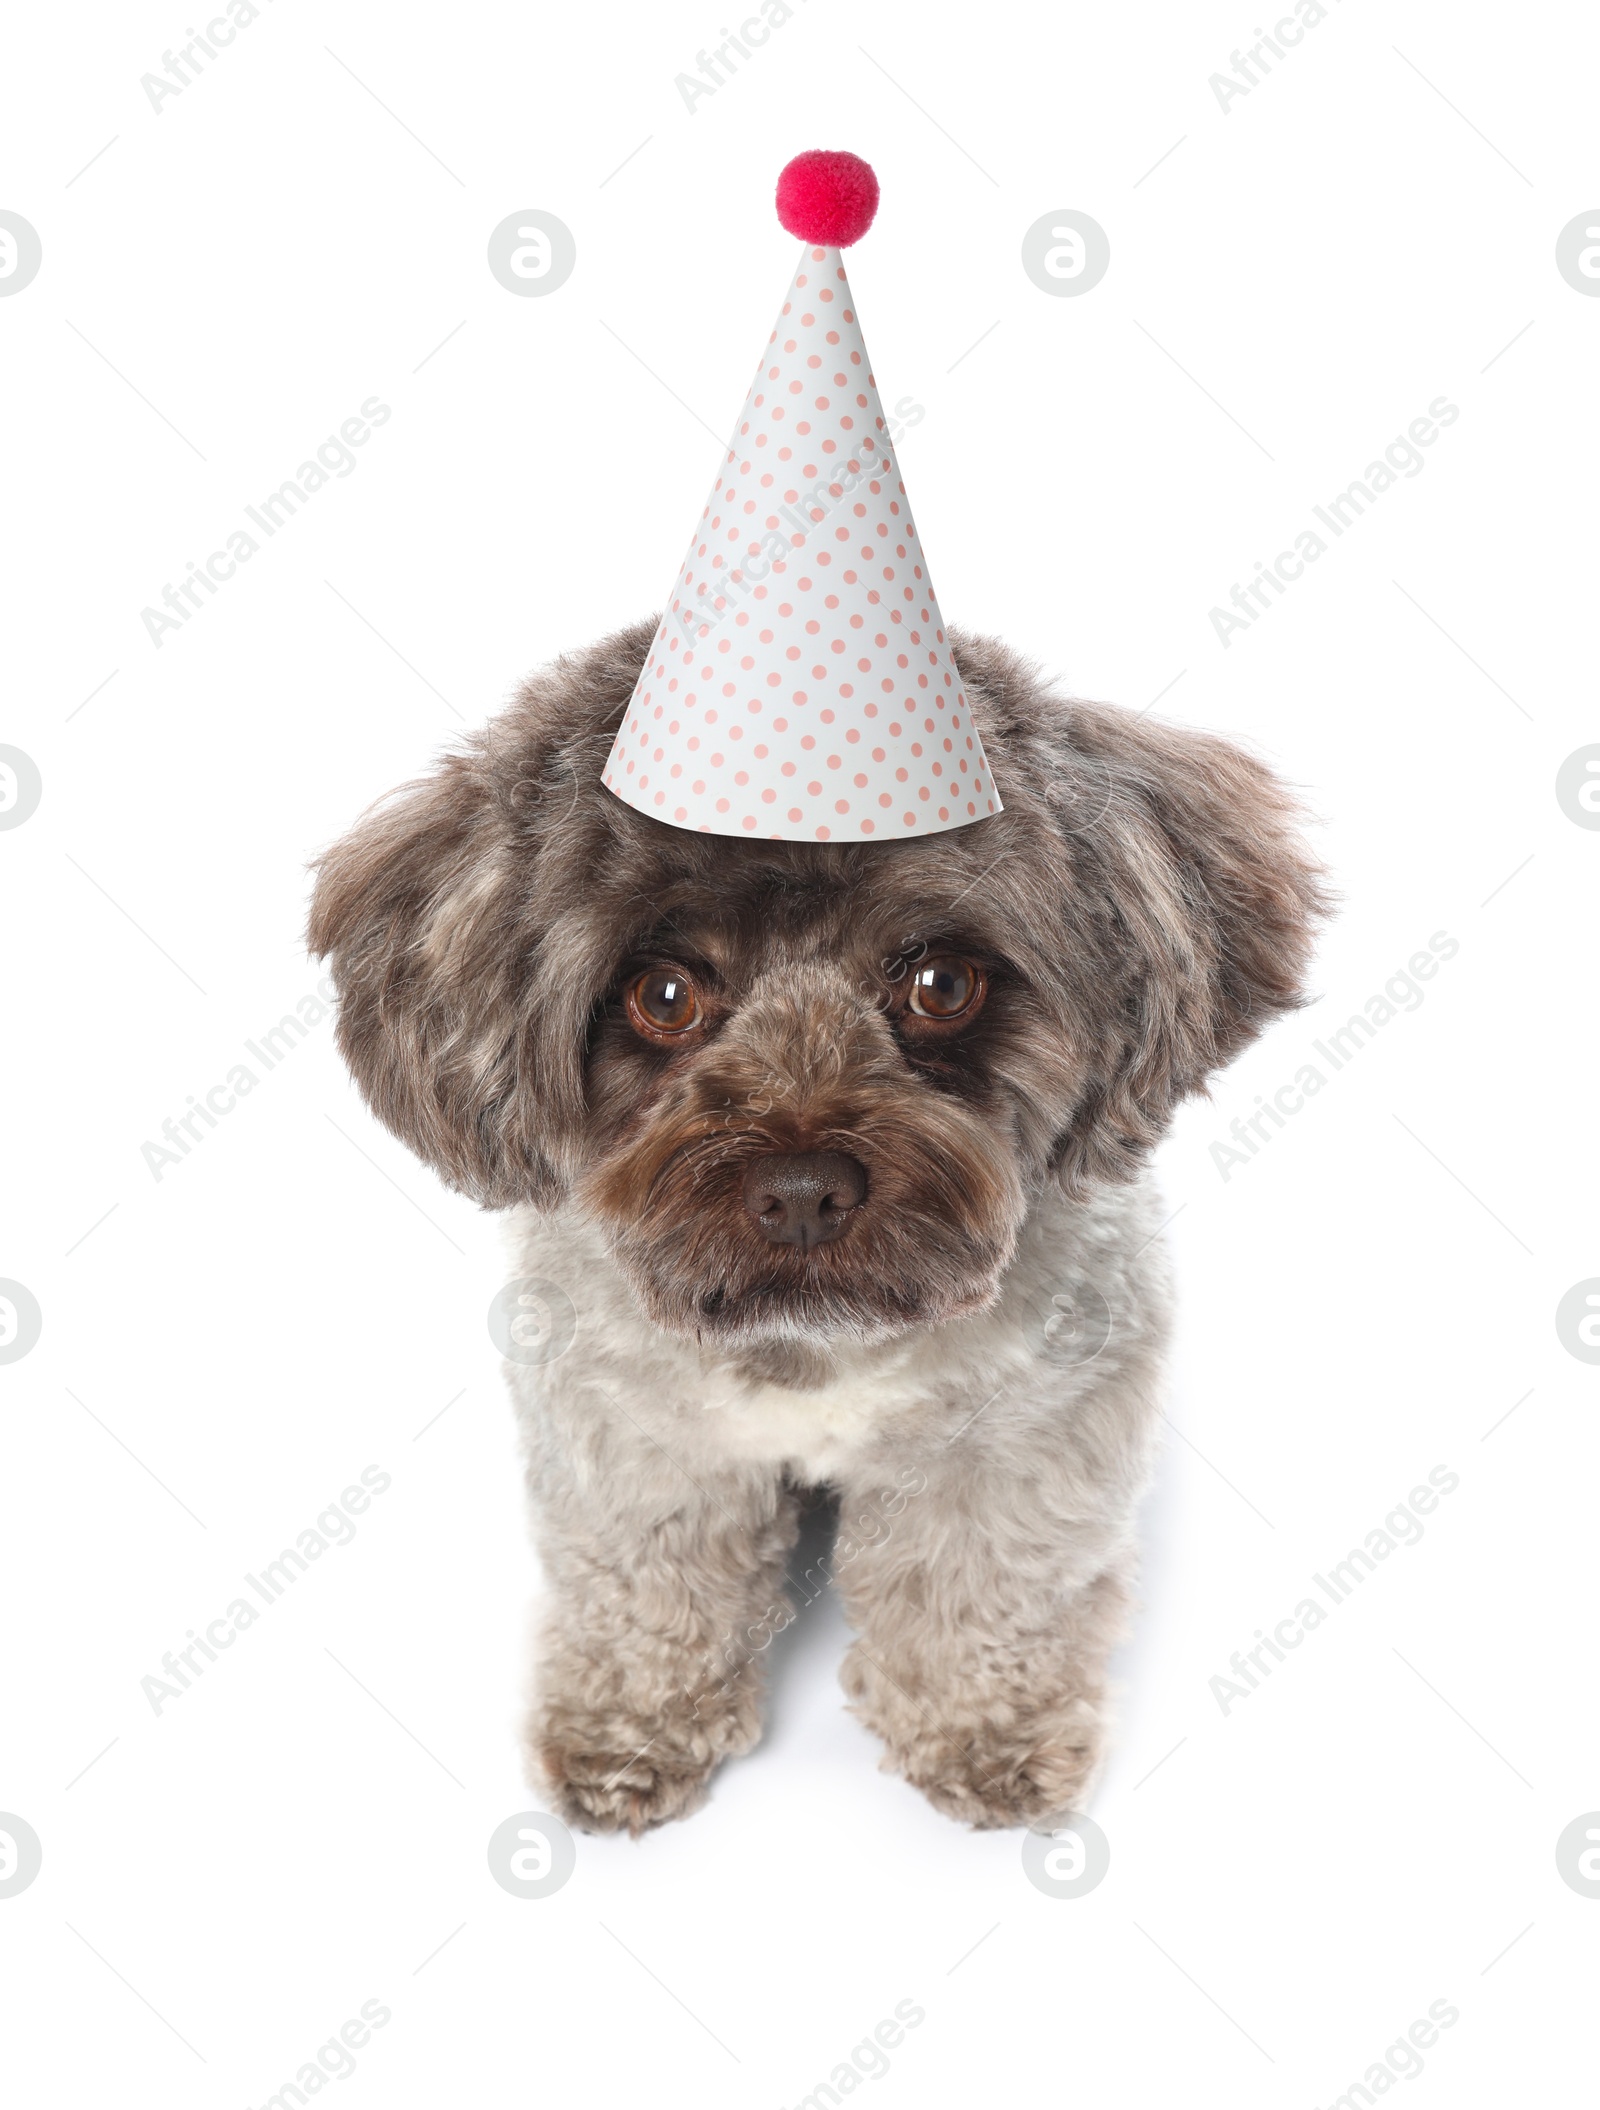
775, 149, 879, 247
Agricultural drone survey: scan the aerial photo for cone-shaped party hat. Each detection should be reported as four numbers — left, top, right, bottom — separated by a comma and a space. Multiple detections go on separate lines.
602, 149, 1000, 842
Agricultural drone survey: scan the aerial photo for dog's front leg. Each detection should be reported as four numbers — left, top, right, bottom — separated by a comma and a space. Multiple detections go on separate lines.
832, 1438, 1142, 1830
524, 1423, 800, 1835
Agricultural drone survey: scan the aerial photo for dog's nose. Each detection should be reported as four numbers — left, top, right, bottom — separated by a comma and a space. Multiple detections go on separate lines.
742, 1152, 867, 1248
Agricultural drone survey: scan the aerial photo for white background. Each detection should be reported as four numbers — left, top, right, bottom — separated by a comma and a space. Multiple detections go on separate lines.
3, 0, 1597, 2102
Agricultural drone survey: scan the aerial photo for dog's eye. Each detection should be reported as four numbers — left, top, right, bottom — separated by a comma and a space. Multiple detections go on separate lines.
626, 967, 701, 1042
906, 956, 985, 1023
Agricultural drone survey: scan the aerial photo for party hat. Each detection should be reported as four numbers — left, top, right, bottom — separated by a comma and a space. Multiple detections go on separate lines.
602, 149, 1000, 842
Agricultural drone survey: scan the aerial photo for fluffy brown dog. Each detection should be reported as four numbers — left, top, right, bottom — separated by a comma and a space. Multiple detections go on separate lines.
309, 618, 1324, 1832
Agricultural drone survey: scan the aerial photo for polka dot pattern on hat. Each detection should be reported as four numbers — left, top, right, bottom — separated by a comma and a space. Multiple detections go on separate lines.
602, 245, 1001, 842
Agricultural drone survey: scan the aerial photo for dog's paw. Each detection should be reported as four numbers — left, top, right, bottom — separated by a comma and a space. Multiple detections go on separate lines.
889, 1720, 1101, 1830
844, 1653, 1104, 1829
529, 1684, 761, 1836
537, 1734, 720, 1835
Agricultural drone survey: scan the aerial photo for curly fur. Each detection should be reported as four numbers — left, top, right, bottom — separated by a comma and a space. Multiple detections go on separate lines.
309, 619, 1327, 1833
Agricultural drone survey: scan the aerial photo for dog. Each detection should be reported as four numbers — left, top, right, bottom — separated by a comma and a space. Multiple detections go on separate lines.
309, 617, 1325, 1833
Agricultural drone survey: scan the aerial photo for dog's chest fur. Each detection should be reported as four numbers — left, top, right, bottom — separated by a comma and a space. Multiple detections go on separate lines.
506, 1180, 1172, 1487
692, 1349, 936, 1480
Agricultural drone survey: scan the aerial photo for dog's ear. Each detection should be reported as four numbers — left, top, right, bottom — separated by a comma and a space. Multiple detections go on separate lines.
308, 619, 659, 1207
308, 749, 561, 1206
1046, 703, 1329, 1192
